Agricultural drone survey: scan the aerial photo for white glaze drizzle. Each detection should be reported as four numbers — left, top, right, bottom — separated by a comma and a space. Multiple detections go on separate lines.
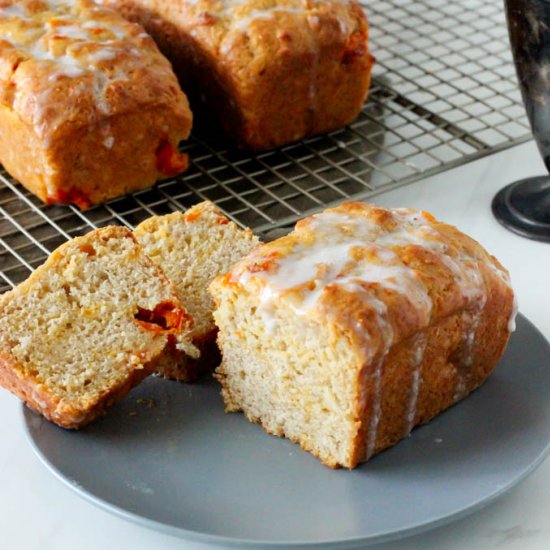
0, 0, 142, 129
405, 332, 427, 434
87, 46, 117, 64
212, 0, 351, 39
453, 305, 484, 401
508, 292, 518, 332
80, 19, 126, 39
46, 21, 91, 41
216, 1, 308, 54
384, 209, 495, 401
452, 264, 486, 400
234, 205, 514, 457
102, 135, 114, 148
365, 356, 384, 460
0, 2, 30, 19
243, 211, 433, 346
362, 293, 394, 460
485, 258, 518, 332
208, 0, 354, 106
231, 6, 306, 31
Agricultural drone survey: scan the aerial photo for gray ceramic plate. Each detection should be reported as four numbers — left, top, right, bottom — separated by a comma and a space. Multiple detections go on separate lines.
24, 314, 550, 549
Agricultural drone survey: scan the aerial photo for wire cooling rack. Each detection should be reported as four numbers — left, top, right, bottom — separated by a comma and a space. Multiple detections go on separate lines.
0, 0, 531, 293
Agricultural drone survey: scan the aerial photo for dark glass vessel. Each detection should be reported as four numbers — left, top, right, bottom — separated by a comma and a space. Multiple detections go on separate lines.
492, 0, 550, 241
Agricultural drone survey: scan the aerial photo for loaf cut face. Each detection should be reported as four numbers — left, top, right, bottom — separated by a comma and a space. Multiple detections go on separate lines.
107, 0, 374, 150
0, 226, 196, 428
210, 202, 516, 468
134, 201, 259, 381
0, 0, 192, 208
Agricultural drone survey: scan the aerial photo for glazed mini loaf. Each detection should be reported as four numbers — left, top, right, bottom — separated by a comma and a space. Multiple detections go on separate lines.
134, 201, 259, 381
0, 0, 192, 208
107, 0, 374, 150
210, 202, 516, 469
0, 226, 197, 428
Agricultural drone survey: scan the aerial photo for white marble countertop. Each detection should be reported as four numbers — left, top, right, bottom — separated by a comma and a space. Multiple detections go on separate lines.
1, 139, 549, 550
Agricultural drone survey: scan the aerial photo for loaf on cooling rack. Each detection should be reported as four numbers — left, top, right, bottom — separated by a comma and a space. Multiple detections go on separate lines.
134, 201, 259, 381
210, 202, 516, 468
0, 226, 197, 428
0, 0, 192, 209
107, 0, 374, 150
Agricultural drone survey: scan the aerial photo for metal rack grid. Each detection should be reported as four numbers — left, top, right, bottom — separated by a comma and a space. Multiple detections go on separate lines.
0, 0, 532, 293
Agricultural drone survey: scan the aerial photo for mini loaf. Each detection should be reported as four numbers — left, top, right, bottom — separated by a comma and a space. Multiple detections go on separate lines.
106, 0, 374, 150
134, 201, 259, 381
0, 0, 192, 208
210, 202, 516, 469
0, 226, 197, 428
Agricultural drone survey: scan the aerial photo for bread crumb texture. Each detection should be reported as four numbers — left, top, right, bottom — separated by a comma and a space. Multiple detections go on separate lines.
0, 226, 195, 428
135, 201, 259, 380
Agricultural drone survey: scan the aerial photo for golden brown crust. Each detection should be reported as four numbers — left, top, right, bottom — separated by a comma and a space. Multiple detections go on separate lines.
0, 0, 192, 207
107, 0, 373, 150
225, 202, 511, 358
348, 298, 512, 467
0, 348, 157, 428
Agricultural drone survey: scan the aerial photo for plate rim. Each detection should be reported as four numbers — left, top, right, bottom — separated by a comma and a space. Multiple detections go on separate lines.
22, 313, 550, 549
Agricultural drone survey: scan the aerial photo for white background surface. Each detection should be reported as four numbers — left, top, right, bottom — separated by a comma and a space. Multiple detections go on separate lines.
1, 140, 549, 550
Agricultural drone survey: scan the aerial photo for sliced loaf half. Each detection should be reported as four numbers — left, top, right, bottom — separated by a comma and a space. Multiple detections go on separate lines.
0, 226, 197, 428
209, 202, 515, 468
134, 201, 259, 381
